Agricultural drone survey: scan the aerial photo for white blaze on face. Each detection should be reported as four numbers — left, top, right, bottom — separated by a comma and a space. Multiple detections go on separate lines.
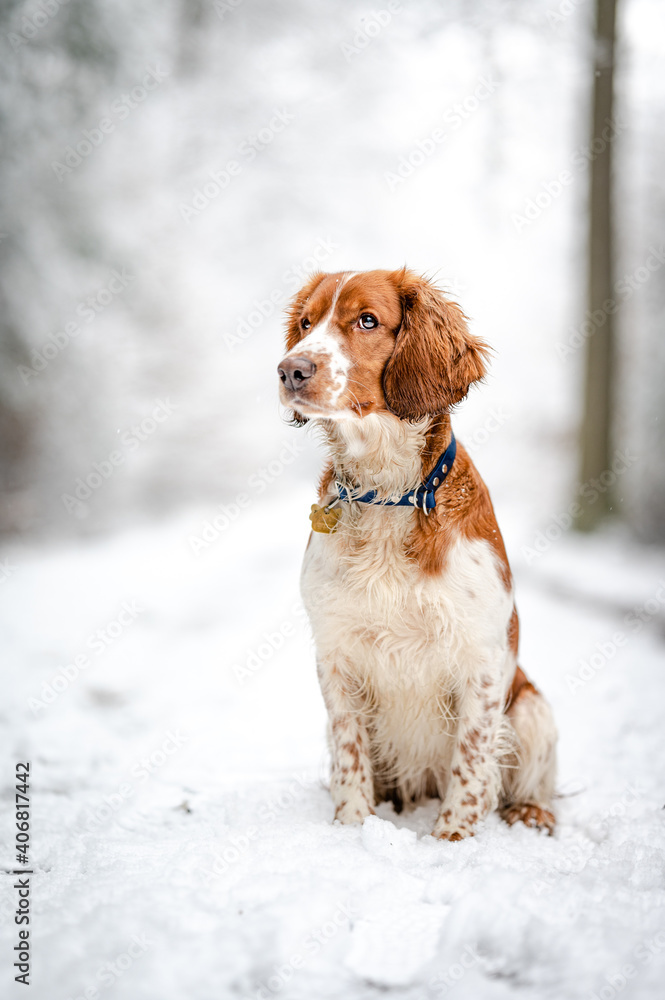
286, 273, 355, 408
288, 325, 350, 405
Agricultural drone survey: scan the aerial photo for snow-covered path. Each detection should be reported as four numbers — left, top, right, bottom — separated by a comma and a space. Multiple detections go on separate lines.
2, 484, 665, 1000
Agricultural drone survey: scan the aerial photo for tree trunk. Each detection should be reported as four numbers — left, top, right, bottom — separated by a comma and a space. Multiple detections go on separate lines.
576, 0, 618, 530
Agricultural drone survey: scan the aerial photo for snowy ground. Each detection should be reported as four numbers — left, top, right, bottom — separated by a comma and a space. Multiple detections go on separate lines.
2, 470, 665, 1000
1, 0, 664, 995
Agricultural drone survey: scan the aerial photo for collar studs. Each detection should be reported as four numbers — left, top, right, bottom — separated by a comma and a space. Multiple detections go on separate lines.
335, 433, 456, 509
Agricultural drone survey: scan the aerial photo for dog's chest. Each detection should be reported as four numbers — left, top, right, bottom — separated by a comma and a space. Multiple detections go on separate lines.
301, 505, 510, 695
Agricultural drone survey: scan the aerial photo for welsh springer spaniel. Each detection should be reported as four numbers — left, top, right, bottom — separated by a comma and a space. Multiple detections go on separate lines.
277, 269, 557, 840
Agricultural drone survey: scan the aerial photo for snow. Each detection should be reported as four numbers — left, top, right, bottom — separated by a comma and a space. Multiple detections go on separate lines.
2, 482, 665, 1000
1, 0, 665, 996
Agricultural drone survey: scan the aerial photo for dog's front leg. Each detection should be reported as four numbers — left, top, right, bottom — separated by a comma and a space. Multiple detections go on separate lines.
317, 659, 375, 824
432, 670, 504, 841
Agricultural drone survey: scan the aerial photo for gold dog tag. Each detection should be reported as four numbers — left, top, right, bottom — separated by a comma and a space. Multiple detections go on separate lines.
309, 503, 341, 534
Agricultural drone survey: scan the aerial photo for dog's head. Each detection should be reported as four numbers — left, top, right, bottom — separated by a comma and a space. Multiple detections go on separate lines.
277, 269, 490, 422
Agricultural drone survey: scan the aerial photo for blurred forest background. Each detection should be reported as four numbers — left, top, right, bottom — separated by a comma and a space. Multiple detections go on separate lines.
4, 6, 665, 994
0, 0, 663, 545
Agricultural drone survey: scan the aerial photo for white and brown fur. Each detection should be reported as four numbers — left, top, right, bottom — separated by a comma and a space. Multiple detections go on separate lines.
277, 268, 557, 840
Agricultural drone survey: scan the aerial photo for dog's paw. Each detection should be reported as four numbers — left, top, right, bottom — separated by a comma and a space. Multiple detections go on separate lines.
500, 802, 555, 834
334, 798, 375, 825
432, 804, 478, 841
431, 823, 475, 842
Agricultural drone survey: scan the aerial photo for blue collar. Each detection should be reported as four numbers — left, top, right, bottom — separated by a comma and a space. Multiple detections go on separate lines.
336, 433, 457, 512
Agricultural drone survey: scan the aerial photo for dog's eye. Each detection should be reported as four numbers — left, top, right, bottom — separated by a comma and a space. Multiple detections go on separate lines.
359, 313, 378, 330
301, 317, 311, 330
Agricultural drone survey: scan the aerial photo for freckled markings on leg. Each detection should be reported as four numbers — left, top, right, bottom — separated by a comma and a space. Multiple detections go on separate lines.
332, 726, 374, 822
341, 740, 360, 767
442, 732, 495, 833
460, 731, 481, 756
447, 687, 503, 831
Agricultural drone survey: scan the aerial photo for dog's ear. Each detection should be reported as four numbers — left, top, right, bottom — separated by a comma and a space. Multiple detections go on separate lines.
382, 270, 491, 420
285, 271, 327, 352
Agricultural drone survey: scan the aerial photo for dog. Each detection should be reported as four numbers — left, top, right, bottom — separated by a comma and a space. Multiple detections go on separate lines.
277, 268, 557, 840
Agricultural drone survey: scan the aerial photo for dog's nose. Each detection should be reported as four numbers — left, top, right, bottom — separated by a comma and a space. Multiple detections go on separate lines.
277, 356, 317, 392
